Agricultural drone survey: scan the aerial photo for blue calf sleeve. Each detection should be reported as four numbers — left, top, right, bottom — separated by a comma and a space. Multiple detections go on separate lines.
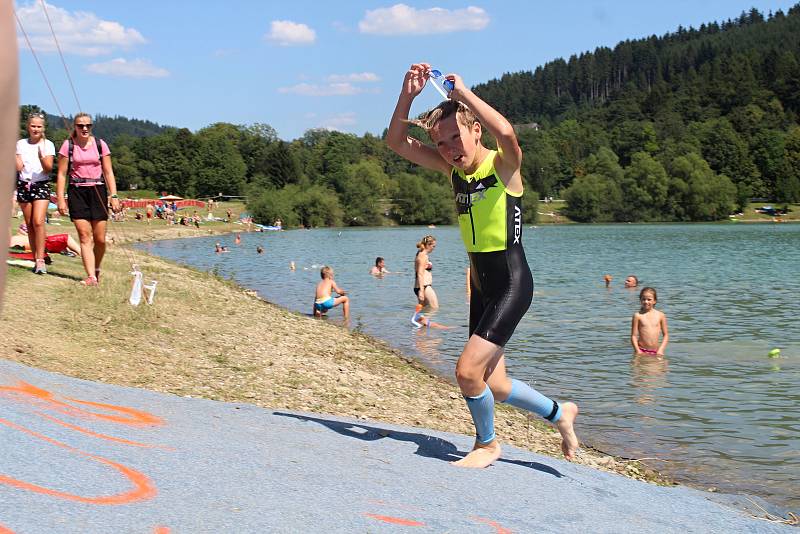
503, 378, 561, 422
464, 386, 496, 444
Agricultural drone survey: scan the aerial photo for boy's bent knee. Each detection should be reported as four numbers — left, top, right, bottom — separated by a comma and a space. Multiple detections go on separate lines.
455, 365, 484, 390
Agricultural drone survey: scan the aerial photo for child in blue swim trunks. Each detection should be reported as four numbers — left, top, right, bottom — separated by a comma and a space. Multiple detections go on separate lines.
314, 266, 350, 318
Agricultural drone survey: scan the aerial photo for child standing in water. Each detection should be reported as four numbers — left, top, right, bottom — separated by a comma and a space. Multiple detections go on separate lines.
387, 63, 579, 468
631, 287, 669, 355
313, 266, 349, 319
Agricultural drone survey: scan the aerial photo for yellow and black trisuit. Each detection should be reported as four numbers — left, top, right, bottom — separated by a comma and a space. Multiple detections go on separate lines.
450, 150, 533, 347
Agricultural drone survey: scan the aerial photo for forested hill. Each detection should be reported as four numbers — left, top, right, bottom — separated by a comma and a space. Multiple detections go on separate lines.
24, 108, 171, 144
473, 5, 800, 125
467, 4, 800, 220
91, 114, 172, 143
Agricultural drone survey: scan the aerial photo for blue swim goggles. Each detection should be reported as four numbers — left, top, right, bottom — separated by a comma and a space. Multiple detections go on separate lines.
428, 69, 455, 99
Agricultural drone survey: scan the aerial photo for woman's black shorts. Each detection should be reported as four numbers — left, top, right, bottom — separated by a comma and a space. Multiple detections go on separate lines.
16, 179, 51, 203
468, 246, 533, 347
67, 184, 108, 221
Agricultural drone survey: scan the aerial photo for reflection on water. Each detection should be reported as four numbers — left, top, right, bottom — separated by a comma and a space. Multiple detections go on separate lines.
140, 223, 800, 511
630, 355, 669, 406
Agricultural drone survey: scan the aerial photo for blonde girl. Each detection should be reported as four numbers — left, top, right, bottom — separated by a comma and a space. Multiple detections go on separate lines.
15, 112, 55, 274
414, 234, 439, 309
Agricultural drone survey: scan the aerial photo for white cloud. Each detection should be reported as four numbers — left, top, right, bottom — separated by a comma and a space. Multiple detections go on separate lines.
359, 4, 489, 35
278, 82, 371, 97
15, 1, 146, 56
86, 58, 169, 78
265, 20, 316, 46
320, 112, 358, 131
327, 72, 380, 83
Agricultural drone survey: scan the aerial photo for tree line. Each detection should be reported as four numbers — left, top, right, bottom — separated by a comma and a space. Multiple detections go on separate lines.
18, 4, 800, 226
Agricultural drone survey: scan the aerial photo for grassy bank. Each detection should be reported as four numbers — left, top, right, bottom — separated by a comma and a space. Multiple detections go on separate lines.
535, 201, 800, 224
2, 220, 672, 486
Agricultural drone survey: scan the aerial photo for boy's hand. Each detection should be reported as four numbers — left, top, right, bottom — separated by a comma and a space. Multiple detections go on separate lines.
402, 63, 430, 98
444, 73, 468, 101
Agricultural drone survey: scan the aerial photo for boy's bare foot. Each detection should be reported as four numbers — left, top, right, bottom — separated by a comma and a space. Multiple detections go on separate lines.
452, 440, 501, 468
556, 402, 579, 460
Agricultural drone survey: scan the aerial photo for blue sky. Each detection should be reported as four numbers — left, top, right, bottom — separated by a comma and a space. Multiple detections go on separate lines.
16, 1, 799, 141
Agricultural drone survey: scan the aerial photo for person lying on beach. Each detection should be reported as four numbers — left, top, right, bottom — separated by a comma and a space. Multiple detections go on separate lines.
313, 266, 349, 318
11, 224, 81, 257
631, 287, 669, 356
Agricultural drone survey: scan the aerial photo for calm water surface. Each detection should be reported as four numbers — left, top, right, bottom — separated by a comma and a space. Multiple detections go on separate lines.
139, 223, 800, 510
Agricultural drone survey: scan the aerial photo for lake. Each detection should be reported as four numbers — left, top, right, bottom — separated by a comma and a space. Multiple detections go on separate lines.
138, 222, 800, 511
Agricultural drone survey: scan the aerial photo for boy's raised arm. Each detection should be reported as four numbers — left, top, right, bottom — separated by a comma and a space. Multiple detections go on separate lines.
386, 63, 451, 175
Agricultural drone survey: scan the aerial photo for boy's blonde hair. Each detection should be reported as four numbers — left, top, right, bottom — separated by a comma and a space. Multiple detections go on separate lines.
320, 266, 333, 279
406, 100, 478, 133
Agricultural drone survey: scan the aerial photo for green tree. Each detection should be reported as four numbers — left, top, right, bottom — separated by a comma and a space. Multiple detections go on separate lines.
110, 142, 141, 191
191, 129, 246, 198
563, 174, 621, 222
616, 152, 669, 221
517, 128, 561, 197
134, 131, 194, 195
690, 118, 761, 207
340, 160, 395, 226
248, 184, 343, 228
393, 173, 455, 225
777, 125, 800, 202
669, 153, 736, 220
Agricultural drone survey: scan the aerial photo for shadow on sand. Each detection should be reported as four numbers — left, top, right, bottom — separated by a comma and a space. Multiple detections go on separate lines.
275, 411, 563, 478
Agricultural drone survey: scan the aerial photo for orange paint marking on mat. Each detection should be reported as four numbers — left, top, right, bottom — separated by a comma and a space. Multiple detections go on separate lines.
363, 513, 425, 526
36, 412, 174, 450
0, 417, 157, 504
470, 516, 513, 533
0, 381, 163, 426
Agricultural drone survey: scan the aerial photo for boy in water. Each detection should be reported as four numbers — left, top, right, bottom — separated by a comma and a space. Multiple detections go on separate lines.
631, 287, 669, 355
387, 63, 579, 468
313, 266, 349, 318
